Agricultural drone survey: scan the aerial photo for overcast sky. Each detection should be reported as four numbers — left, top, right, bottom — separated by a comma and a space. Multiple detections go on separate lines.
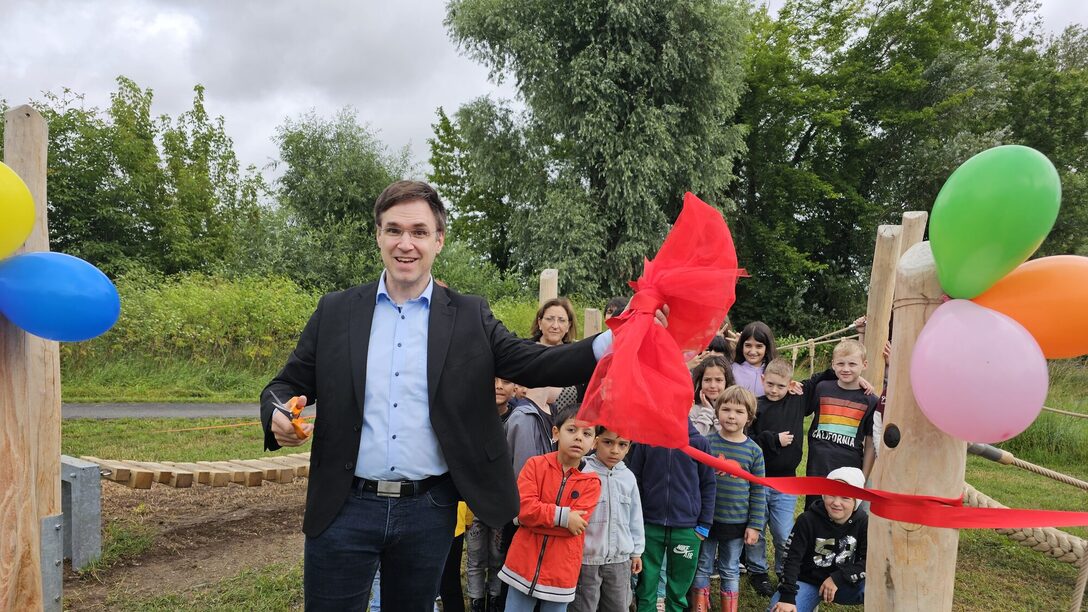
2, 0, 1084, 177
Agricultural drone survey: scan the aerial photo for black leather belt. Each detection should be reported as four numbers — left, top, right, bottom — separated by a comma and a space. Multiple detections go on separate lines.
352, 473, 448, 498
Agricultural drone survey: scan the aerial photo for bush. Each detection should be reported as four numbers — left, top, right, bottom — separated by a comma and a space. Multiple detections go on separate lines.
62, 272, 321, 370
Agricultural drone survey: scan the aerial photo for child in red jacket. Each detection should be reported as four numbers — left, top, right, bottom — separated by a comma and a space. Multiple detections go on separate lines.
499, 402, 602, 611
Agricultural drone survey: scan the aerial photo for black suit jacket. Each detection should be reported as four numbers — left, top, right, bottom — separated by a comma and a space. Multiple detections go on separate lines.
261, 281, 599, 536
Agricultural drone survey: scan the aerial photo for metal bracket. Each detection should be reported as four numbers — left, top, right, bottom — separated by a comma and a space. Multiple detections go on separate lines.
61, 455, 102, 570
40, 514, 63, 612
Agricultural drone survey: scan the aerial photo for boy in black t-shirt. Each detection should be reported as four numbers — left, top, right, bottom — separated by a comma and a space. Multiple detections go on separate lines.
803, 339, 877, 510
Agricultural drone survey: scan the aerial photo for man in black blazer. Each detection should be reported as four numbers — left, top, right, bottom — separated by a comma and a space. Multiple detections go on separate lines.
261, 180, 653, 611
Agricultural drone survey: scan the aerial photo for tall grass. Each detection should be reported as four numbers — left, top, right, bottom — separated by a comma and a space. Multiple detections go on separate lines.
998, 359, 1088, 465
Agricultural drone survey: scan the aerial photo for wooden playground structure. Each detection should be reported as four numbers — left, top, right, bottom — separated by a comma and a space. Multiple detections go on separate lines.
2, 105, 1086, 610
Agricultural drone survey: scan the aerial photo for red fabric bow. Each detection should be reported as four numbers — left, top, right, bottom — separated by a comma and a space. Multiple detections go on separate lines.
579, 193, 744, 448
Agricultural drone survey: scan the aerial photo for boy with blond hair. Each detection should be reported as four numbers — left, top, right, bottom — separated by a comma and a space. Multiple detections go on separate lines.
804, 339, 877, 510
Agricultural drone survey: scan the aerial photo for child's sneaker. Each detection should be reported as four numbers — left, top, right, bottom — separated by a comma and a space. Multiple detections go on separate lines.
749, 572, 775, 597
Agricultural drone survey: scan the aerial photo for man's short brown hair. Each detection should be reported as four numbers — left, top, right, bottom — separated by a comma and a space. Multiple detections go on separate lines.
373, 180, 447, 232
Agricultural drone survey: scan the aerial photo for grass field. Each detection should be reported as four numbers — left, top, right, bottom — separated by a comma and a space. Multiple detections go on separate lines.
62, 412, 1088, 610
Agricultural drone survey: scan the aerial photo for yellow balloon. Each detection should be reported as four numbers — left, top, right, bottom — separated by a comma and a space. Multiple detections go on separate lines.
0, 161, 35, 258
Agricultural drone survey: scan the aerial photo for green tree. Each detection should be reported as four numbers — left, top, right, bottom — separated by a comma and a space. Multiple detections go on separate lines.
159, 84, 263, 273
731, 0, 1054, 333
252, 108, 412, 290
274, 108, 410, 227
427, 105, 517, 272
5, 78, 264, 277
1000, 24, 1088, 256
446, 0, 752, 295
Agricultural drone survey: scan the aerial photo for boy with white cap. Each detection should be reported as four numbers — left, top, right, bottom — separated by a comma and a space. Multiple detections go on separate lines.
768, 467, 867, 612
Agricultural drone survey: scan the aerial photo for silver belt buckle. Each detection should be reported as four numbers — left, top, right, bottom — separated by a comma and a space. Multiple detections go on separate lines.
376, 480, 402, 498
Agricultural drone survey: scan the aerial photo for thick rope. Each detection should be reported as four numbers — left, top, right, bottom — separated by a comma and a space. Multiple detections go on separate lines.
962, 484, 1087, 565
968, 443, 1088, 493
778, 332, 859, 351
1043, 405, 1088, 420
1009, 457, 1088, 493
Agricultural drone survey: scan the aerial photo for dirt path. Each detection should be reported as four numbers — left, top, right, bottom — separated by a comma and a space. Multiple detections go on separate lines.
63, 478, 308, 610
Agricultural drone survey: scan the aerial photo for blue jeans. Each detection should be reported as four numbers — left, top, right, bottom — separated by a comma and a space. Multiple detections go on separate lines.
303, 476, 458, 611
505, 587, 568, 612
767, 579, 865, 612
694, 534, 744, 592
764, 489, 797, 575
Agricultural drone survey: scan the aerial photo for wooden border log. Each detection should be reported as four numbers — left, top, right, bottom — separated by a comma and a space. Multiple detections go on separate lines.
79, 457, 131, 483
82, 457, 154, 489
197, 461, 263, 487
862, 225, 902, 384
261, 455, 310, 478
227, 459, 294, 483
868, 241, 965, 609
127, 461, 194, 488
161, 462, 231, 487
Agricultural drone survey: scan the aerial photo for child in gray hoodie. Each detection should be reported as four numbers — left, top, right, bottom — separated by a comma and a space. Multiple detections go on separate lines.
570, 427, 645, 612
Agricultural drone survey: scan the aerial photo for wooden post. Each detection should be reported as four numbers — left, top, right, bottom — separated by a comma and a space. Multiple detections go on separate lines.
2, 105, 56, 610
862, 225, 902, 383
900, 211, 928, 256
538, 269, 558, 306
807, 339, 816, 377
868, 241, 965, 610
583, 308, 602, 339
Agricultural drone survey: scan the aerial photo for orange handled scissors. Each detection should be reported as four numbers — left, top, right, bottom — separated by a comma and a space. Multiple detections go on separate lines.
271, 391, 310, 440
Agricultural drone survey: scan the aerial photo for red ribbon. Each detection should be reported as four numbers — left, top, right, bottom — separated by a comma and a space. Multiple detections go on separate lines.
581, 191, 1088, 529
684, 445, 1088, 528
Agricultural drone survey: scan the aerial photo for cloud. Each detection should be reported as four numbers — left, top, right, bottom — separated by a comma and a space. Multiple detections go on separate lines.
0, 0, 1081, 177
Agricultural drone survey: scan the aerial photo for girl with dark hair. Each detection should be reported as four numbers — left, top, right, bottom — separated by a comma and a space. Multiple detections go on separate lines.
732, 321, 778, 398
688, 354, 735, 437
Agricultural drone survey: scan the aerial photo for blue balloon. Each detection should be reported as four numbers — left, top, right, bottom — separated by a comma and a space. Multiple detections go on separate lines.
0, 252, 120, 342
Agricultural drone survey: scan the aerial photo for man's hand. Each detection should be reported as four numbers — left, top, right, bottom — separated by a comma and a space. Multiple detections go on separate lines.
772, 603, 797, 612
819, 577, 838, 603
778, 431, 794, 447
744, 527, 760, 546
631, 556, 643, 574
272, 395, 313, 447
567, 510, 589, 535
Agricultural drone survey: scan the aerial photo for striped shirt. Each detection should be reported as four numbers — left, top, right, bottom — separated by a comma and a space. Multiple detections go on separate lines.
706, 432, 766, 529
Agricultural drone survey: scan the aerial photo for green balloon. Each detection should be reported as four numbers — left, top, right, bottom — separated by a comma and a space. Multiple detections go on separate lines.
930, 145, 1061, 299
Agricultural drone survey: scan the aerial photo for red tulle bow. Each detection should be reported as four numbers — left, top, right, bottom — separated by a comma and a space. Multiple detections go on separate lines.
579, 193, 744, 448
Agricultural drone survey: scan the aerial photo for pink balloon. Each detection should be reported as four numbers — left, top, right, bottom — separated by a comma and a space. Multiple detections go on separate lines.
910, 300, 1048, 443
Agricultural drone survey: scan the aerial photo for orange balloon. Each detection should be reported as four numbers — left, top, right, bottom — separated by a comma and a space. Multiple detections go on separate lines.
973, 255, 1088, 359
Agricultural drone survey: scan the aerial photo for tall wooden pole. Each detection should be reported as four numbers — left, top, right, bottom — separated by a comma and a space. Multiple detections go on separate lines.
538, 269, 558, 306
900, 211, 928, 257
862, 225, 902, 383
868, 241, 965, 610
2, 105, 57, 610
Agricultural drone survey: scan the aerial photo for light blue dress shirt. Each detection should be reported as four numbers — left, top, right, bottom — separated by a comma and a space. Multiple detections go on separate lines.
356, 270, 615, 481
356, 273, 445, 480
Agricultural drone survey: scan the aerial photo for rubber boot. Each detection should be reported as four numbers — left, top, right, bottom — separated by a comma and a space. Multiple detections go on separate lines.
688, 586, 710, 612
720, 590, 739, 612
